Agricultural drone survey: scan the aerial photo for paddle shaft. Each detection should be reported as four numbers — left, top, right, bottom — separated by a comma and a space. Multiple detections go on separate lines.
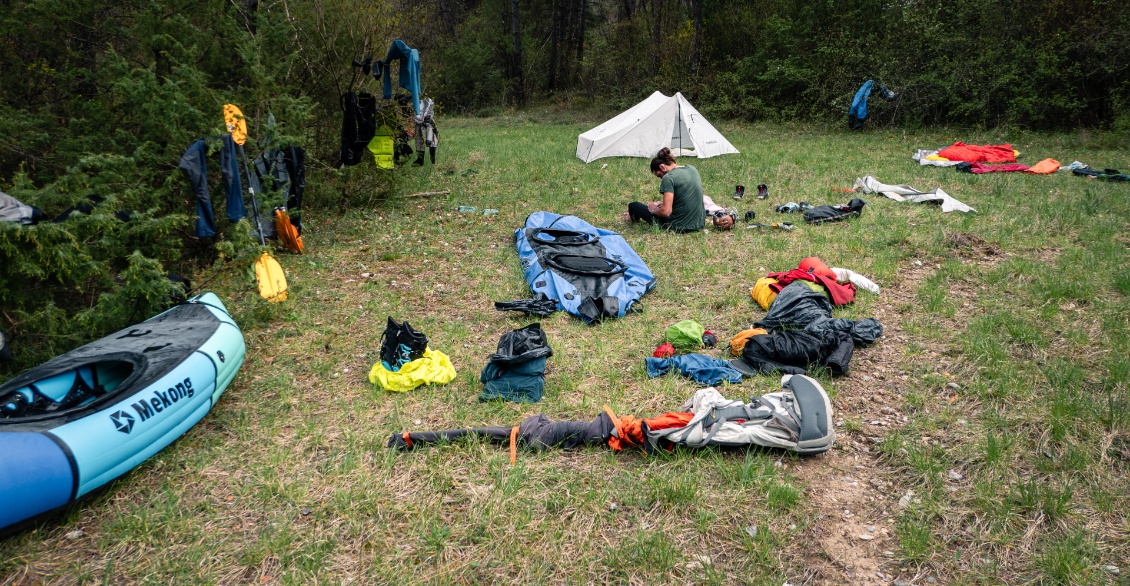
236, 144, 266, 246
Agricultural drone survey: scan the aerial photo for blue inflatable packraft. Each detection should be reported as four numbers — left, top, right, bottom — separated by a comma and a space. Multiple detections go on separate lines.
514, 212, 656, 322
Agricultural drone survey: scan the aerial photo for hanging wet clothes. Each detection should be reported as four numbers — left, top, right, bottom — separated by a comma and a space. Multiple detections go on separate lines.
0, 191, 45, 225
178, 135, 246, 238
379, 40, 421, 115
413, 97, 439, 166
283, 146, 306, 232
340, 91, 378, 167
252, 145, 306, 234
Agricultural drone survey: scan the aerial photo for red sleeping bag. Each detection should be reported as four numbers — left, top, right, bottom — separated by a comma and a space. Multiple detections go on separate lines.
937, 141, 1017, 163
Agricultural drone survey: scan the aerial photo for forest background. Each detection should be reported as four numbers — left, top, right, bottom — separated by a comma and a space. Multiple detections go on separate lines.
1, 0, 1129, 371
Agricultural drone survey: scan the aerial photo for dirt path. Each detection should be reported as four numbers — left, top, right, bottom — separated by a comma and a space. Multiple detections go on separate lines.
789, 236, 1002, 584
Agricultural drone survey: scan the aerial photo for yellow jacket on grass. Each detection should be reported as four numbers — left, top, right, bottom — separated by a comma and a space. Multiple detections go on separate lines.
369, 348, 456, 392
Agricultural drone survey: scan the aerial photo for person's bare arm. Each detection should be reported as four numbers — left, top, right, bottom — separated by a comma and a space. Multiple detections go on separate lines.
650, 191, 675, 217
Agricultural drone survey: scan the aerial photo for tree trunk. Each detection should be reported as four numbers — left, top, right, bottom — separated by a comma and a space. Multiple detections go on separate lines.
437, 0, 455, 35
511, 0, 526, 105
650, 0, 662, 74
690, 0, 702, 78
548, 0, 561, 91
576, 0, 586, 62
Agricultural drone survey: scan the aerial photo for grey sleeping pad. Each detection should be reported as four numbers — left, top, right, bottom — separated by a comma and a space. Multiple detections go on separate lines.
785, 374, 834, 453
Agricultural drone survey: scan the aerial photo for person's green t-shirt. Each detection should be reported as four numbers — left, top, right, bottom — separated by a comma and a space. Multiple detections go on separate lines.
658, 165, 706, 232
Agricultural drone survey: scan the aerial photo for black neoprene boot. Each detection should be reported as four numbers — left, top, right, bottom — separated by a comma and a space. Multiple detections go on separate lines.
429, 146, 436, 164
413, 151, 424, 166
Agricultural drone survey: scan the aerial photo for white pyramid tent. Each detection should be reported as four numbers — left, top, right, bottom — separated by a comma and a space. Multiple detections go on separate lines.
576, 91, 739, 163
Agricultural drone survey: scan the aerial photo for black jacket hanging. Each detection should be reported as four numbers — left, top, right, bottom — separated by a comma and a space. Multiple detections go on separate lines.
340, 91, 377, 167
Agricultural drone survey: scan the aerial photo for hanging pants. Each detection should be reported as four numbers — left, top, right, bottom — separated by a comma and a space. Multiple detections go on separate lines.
178, 136, 245, 237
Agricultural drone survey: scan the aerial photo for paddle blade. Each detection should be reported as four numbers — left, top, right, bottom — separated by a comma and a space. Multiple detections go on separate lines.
254, 251, 288, 302
274, 209, 304, 254
223, 104, 248, 146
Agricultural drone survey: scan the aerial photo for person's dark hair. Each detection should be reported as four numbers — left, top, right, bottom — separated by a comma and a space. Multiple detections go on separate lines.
650, 147, 676, 173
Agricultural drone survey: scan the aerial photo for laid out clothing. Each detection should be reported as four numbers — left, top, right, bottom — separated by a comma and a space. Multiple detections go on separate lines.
729, 328, 769, 355
729, 329, 854, 377
1071, 166, 1130, 181
831, 268, 880, 295
481, 358, 547, 403
645, 354, 744, 386
494, 293, 559, 317
957, 162, 1029, 174
1025, 158, 1061, 175
853, 175, 975, 214
757, 282, 883, 346
936, 142, 1017, 163
752, 277, 779, 309
340, 91, 377, 166
912, 149, 962, 167
768, 267, 857, 306
803, 198, 865, 224
369, 347, 456, 392
479, 323, 553, 403
390, 375, 836, 456
178, 136, 245, 238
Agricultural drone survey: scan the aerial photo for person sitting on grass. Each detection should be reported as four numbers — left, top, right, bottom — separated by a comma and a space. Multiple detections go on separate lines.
625, 147, 706, 233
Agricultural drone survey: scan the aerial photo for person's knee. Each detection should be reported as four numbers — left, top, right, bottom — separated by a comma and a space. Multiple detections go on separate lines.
628, 201, 650, 221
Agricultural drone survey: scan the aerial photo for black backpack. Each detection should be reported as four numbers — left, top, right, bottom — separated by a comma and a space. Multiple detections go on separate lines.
379, 317, 428, 367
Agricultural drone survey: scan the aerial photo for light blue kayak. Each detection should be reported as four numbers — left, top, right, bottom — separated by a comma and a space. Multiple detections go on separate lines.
0, 292, 245, 534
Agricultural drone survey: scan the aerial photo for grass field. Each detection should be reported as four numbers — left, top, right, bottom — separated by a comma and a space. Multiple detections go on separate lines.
2, 115, 1129, 585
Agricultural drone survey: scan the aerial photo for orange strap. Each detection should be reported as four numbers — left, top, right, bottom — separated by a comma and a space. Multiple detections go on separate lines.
604, 405, 649, 454
509, 426, 520, 466
401, 432, 413, 449
602, 405, 625, 449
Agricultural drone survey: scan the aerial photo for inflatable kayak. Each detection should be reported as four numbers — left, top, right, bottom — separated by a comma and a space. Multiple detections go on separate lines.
0, 292, 245, 534
515, 212, 656, 322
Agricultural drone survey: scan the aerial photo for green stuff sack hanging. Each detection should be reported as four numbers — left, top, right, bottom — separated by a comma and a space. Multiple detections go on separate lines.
665, 320, 705, 353
368, 125, 395, 169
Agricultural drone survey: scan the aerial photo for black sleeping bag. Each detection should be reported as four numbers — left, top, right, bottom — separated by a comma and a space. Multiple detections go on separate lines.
730, 330, 855, 377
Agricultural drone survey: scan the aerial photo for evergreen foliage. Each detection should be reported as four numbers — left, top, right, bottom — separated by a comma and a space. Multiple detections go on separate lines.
2, 0, 1127, 373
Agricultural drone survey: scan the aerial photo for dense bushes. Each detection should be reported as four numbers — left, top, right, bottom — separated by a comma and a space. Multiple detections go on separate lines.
421, 0, 1130, 130
2, 0, 1127, 373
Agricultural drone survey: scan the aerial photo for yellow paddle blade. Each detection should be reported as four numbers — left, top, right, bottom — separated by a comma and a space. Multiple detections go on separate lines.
223, 104, 248, 146
254, 251, 288, 302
